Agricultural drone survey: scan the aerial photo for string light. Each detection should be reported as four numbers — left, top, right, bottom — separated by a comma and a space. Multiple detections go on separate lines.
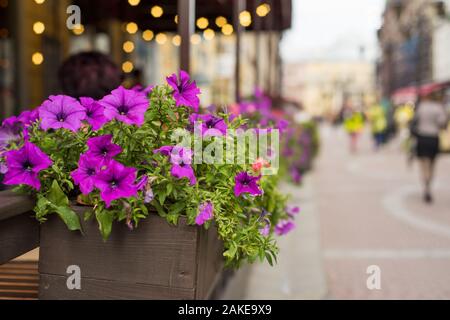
123, 41, 135, 53
33, 21, 45, 34
191, 34, 201, 45
239, 10, 252, 27
142, 30, 154, 41
215, 16, 227, 28
172, 35, 181, 46
174, 15, 179, 24
122, 61, 134, 73
72, 24, 85, 35
34, 0, 45, 4
221, 24, 233, 36
151, 5, 163, 18
155, 33, 167, 45
256, 3, 271, 17
126, 22, 138, 34
128, 0, 140, 6
203, 28, 215, 41
196, 17, 209, 29
32, 52, 44, 65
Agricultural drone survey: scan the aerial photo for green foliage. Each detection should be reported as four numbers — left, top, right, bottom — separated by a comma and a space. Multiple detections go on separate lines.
8, 84, 293, 268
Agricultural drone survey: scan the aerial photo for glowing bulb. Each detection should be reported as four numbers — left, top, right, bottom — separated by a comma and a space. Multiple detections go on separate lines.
32, 52, 44, 65
142, 30, 154, 41
72, 24, 84, 35
203, 28, 215, 41
191, 34, 201, 45
256, 3, 271, 17
155, 33, 167, 45
128, 0, 140, 6
122, 61, 134, 73
221, 24, 233, 36
33, 21, 45, 34
126, 22, 138, 34
34, 0, 45, 4
174, 15, 179, 24
239, 10, 252, 27
123, 41, 135, 53
151, 5, 163, 18
196, 17, 209, 29
215, 16, 227, 28
172, 35, 181, 46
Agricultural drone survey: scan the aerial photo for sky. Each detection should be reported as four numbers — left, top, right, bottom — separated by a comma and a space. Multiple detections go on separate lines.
280, 0, 386, 63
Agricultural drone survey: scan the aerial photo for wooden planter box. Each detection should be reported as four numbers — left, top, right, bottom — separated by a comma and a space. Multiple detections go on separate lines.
38, 207, 224, 300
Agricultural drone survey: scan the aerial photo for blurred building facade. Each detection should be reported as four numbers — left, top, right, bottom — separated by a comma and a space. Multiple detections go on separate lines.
283, 61, 376, 117
0, 0, 291, 120
377, 0, 450, 99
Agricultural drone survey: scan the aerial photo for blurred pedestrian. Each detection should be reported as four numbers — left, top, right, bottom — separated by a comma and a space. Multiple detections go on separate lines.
366, 103, 387, 150
58, 51, 123, 100
343, 109, 364, 154
410, 91, 448, 204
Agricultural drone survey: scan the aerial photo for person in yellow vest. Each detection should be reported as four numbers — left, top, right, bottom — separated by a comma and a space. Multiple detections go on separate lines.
366, 103, 387, 150
344, 110, 365, 153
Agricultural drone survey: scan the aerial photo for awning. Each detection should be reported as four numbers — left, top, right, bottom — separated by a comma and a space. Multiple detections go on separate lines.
392, 81, 450, 104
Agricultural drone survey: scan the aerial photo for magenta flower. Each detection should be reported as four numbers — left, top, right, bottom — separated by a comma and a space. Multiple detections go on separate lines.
132, 84, 154, 96
275, 220, 296, 236
79, 97, 108, 131
85, 135, 122, 163
71, 154, 101, 195
39, 95, 86, 132
290, 167, 302, 184
94, 160, 139, 207
170, 148, 196, 186
286, 206, 301, 218
153, 146, 174, 157
190, 114, 227, 136
0, 123, 21, 150
100, 86, 149, 127
3, 141, 53, 190
259, 218, 271, 237
18, 109, 39, 127
234, 172, 263, 197
195, 202, 214, 226
166, 70, 201, 111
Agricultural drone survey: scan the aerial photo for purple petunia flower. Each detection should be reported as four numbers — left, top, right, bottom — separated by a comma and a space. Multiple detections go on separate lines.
195, 202, 214, 226
286, 206, 301, 218
94, 160, 139, 207
132, 84, 154, 96
0, 161, 8, 174
18, 109, 39, 127
290, 167, 302, 184
166, 70, 201, 111
0, 124, 21, 151
190, 114, 227, 136
153, 146, 174, 157
234, 172, 263, 197
100, 86, 149, 127
3, 141, 53, 190
170, 147, 196, 186
275, 220, 295, 236
79, 97, 108, 131
85, 135, 122, 163
259, 218, 271, 237
39, 95, 86, 132
71, 154, 101, 195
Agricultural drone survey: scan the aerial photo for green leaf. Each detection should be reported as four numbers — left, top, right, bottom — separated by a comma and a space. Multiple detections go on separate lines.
48, 180, 69, 207
152, 201, 166, 217
55, 206, 82, 232
96, 210, 115, 241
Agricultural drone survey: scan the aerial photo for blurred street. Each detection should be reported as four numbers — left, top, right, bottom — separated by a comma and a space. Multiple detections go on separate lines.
234, 126, 450, 300
318, 126, 450, 299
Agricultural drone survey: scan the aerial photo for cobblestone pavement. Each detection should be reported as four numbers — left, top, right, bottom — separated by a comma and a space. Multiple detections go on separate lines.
317, 126, 450, 299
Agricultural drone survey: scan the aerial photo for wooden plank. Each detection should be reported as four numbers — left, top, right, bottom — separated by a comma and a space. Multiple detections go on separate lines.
39, 274, 195, 300
39, 208, 199, 290
195, 225, 223, 299
0, 190, 35, 222
0, 261, 39, 300
0, 213, 40, 265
